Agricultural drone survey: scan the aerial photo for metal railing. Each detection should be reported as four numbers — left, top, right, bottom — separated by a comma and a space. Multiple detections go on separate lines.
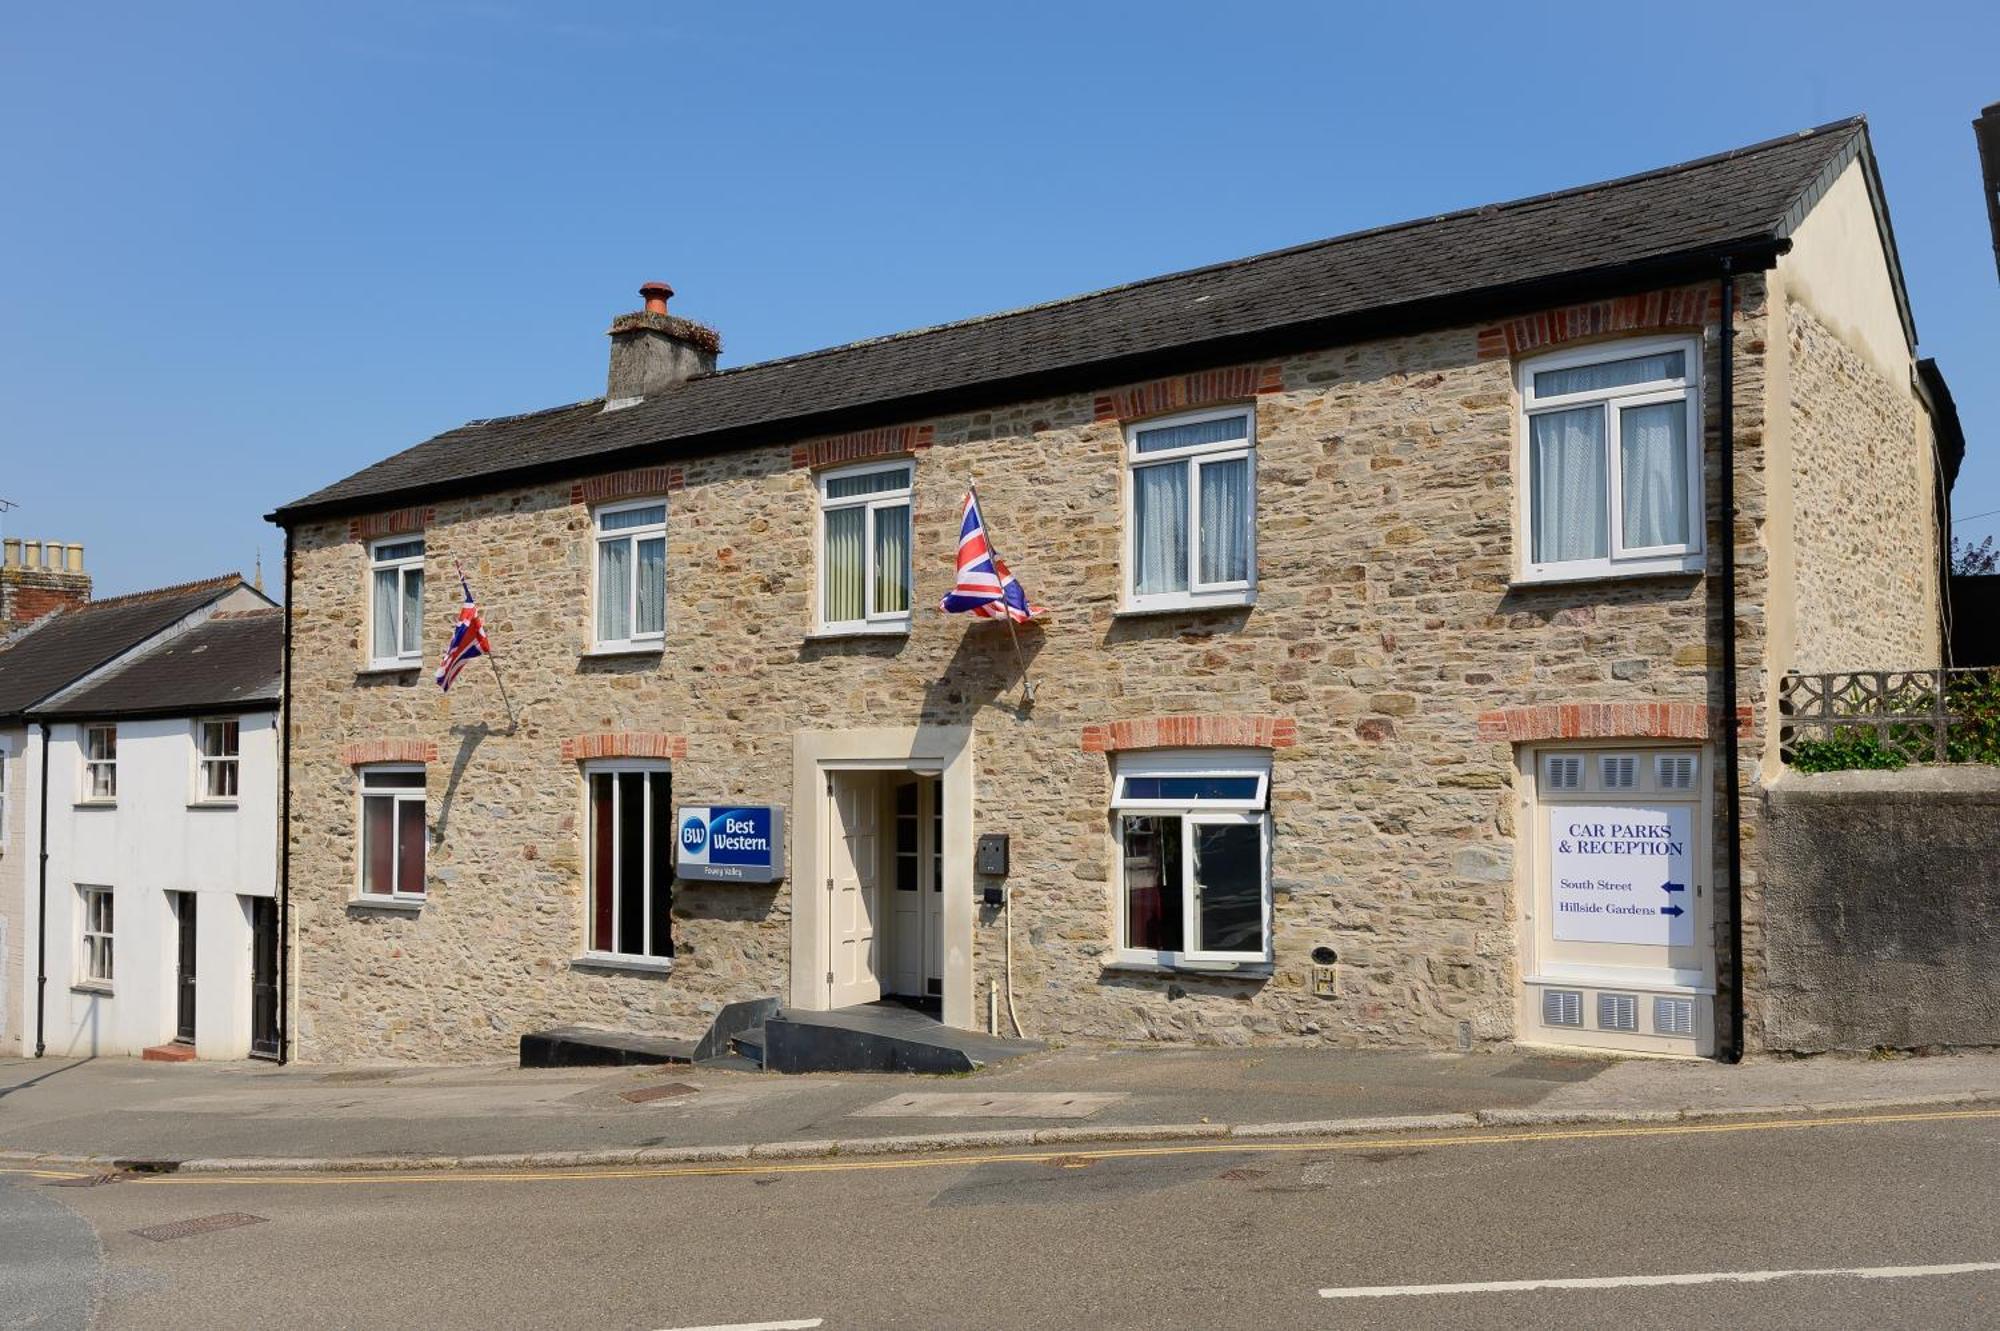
1778, 668, 1998, 765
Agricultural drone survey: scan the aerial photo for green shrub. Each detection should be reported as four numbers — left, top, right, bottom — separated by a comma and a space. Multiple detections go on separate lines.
1946, 672, 2000, 766
1789, 730, 1908, 773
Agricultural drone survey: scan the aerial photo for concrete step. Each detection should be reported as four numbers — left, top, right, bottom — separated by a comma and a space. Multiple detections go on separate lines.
519, 1026, 697, 1069
761, 1003, 1044, 1075
142, 1043, 197, 1063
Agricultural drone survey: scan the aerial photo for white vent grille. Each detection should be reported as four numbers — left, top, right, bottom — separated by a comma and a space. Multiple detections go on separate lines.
1654, 997, 1696, 1036
1597, 993, 1639, 1031
1545, 756, 1583, 791
1542, 989, 1583, 1027
1602, 755, 1638, 789
1657, 755, 1698, 790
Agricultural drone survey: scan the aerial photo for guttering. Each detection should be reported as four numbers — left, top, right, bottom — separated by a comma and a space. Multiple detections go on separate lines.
277, 530, 295, 1065
1717, 262, 1746, 1064
33, 721, 50, 1058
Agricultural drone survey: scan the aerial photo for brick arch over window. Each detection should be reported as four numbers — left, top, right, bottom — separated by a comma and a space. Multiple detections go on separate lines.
338, 738, 437, 766
1475, 285, 1722, 360
1081, 714, 1297, 754
560, 732, 687, 762
1476, 702, 1751, 744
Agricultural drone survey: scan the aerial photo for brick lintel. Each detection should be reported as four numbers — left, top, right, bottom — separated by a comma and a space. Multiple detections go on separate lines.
1094, 365, 1285, 423
1476, 701, 1752, 744
571, 466, 685, 507
349, 507, 435, 543
791, 425, 936, 471
1082, 714, 1297, 754
1475, 285, 1722, 360
561, 732, 688, 762
338, 738, 437, 766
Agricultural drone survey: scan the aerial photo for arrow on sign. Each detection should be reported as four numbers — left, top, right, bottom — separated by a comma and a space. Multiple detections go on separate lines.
1661, 881, 1687, 895
1659, 904, 1685, 918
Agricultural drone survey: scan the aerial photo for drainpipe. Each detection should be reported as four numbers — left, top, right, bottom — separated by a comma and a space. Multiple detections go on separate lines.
33, 721, 50, 1057
1717, 261, 1745, 1064
277, 529, 295, 1064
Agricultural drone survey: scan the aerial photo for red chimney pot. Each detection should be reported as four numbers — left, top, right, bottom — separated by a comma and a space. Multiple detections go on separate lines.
639, 282, 673, 315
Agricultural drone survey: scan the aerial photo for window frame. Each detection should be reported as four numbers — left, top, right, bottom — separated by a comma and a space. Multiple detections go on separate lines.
356, 764, 426, 902
579, 759, 674, 965
1120, 405, 1259, 613
590, 497, 670, 653
367, 536, 427, 670
0, 737, 10, 849
1515, 335, 1705, 584
194, 716, 241, 805
78, 884, 114, 988
814, 460, 915, 636
81, 724, 117, 804
1110, 749, 1273, 968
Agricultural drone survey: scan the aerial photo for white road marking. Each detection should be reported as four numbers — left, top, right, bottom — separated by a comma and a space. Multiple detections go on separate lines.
652, 1320, 822, 1330
1319, 1261, 2000, 1299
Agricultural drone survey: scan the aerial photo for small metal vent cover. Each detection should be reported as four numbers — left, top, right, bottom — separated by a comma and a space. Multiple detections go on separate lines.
1542, 989, 1583, 1027
1654, 997, 1696, 1036
1602, 755, 1638, 789
1597, 993, 1639, 1031
1657, 755, 1698, 790
1545, 756, 1583, 791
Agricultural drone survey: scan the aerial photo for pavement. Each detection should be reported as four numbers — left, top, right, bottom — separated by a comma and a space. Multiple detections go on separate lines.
3, 1043, 1997, 1174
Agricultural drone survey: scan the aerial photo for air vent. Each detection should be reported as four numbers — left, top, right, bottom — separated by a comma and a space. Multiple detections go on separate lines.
1597, 993, 1639, 1031
1542, 989, 1583, 1027
1545, 756, 1583, 791
1657, 755, 1698, 790
1602, 755, 1638, 789
1654, 997, 1696, 1036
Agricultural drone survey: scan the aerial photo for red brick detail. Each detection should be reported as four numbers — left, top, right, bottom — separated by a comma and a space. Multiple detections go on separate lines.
1475, 286, 1723, 360
1081, 714, 1297, 754
1094, 365, 1285, 423
9, 586, 87, 621
569, 466, 684, 507
338, 738, 438, 766
790, 425, 936, 471
1474, 702, 1753, 744
349, 507, 435, 542
560, 732, 687, 762
142, 1043, 197, 1063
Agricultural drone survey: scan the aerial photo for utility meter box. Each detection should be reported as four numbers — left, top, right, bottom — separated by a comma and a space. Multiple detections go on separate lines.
976, 833, 1010, 876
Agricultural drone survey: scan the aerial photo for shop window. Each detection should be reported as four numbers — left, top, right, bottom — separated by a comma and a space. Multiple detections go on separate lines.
1111, 750, 1271, 965
358, 766, 425, 899
584, 764, 672, 961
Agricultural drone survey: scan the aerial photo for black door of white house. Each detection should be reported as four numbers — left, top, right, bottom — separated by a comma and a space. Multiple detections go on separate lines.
249, 897, 279, 1060
174, 893, 197, 1045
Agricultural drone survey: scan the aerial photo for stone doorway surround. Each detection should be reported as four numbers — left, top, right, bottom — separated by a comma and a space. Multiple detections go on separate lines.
790, 726, 975, 1030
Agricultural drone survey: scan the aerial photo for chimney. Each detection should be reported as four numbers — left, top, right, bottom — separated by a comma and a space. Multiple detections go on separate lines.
603, 281, 722, 410
0, 537, 91, 635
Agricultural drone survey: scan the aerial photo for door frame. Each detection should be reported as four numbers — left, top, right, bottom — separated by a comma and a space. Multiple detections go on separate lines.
792, 727, 974, 1028
173, 891, 197, 1045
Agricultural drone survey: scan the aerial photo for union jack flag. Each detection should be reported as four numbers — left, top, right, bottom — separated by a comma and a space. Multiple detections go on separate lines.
435, 574, 492, 691
939, 488, 1044, 623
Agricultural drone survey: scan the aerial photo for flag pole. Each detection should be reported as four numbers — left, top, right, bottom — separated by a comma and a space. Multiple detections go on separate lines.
970, 481, 1035, 703
453, 559, 515, 721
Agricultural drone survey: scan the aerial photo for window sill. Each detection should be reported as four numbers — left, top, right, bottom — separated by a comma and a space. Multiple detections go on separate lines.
357, 663, 422, 680
1101, 957, 1274, 980
1113, 595, 1255, 620
805, 624, 912, 642
71, 982, 114, 997
571, 952, 674, 976
347, 895, 424, 913
581, 644, 665, 660
187, 800, 239, 811
1510, 561, 1704, 590
73, 800, 116, 810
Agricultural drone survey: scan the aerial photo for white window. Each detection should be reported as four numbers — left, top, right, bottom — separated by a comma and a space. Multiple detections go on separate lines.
1111, 750, 1271, 966
1518, 337, 1704, 582
197, 718, 240, 802
583, 764, 672, 960
79, 885, 113, 986
358, 766, 425, 899
368, 537, 426, 668
593, 500, 667, 650
83, 724, 117, 802
1123, 406, 1256, 611
816, 462, 913, 634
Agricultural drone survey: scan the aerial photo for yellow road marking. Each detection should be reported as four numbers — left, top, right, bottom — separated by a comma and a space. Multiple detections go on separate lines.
0, 1166, 92, 1180
101, 1105, 2000, 1189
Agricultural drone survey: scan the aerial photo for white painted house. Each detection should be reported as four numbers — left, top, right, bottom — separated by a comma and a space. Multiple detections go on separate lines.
1, 576, 281, 1060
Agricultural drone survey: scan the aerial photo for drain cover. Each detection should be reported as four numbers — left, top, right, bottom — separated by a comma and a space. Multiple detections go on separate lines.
131, 1213, 268, 1243
619, 1082, 699, 1104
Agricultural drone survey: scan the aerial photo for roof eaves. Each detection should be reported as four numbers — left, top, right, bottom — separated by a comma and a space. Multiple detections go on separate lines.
10, 580, 249, 721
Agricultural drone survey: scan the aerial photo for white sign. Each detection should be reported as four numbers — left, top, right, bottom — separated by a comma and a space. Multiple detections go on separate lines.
1548, 803, 1694, 946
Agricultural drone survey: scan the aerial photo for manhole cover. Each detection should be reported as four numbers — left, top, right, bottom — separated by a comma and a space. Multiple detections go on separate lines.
619, 1083, 699, 1104
131, 1213, 269, 1243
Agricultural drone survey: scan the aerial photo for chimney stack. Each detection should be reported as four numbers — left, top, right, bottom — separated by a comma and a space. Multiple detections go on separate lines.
0, 537, 90, 635
603, 280, 721, 410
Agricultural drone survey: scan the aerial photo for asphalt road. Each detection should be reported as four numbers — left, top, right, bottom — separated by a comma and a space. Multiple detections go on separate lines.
6, 1108, 1999, 1330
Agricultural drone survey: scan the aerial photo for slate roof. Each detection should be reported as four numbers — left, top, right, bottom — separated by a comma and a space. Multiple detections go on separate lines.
275, 117, 1886, 524
32, 608, 283, 720
0, 576, 254, 722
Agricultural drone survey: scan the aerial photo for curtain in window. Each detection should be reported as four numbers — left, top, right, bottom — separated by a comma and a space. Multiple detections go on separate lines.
597, 540, 631, 641
648, 775, 674, 958
1620, 402, 1689, 549
1132, 463, 1189, 595
589, 774, 614, 952
1533, 350, 1684, 397
372, 569, 399, 660
873, 504, 911, 614
397, 799, 425, 894
1530, 407, 1608, 562
1121, 815, 1184, 952
399, 568, 424, 656
1134, 414, 1248, 453
362, 796, 394, 893
1198, 458, 1250, 584
635, 537, 666, 636
823, 506, 866, 622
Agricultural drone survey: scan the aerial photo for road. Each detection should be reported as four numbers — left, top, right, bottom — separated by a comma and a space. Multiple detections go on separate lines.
6, 1107, 1999, 1329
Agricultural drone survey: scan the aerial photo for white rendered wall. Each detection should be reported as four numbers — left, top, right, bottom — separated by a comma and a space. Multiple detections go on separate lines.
37, 712, 277, 1059
0, 725, 25, 1052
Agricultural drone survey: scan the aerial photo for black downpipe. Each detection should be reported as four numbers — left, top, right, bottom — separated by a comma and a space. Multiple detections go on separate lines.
277, 530, 295, 1064
1718, 263, 1745, 1064
33, 721, 51, 1057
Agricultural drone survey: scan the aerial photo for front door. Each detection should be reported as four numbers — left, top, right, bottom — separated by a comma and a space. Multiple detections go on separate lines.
248, 897, 279, 1060
174, 893, 197, 1044
827, 771, 882, 1008
886, 777, 945, 1004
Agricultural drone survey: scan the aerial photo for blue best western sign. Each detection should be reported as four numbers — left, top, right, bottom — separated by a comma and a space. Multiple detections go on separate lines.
675, 805, 785, 883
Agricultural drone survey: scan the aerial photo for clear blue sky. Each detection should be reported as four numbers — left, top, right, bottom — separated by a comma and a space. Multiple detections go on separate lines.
4, 2, 1996, 596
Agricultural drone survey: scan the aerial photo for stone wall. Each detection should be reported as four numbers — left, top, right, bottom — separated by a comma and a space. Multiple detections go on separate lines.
1786, 299, 1937, 673
1761, 767, 2000, 1053
287, 283, 1772, 1064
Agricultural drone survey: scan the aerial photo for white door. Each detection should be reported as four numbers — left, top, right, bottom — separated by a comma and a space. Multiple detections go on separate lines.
923, 776, 943, 999
886, 776, 946, 1001
827, 771, 882, 1007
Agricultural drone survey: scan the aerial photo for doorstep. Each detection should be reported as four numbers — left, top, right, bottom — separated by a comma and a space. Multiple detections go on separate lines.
142, 1043, 197, 1063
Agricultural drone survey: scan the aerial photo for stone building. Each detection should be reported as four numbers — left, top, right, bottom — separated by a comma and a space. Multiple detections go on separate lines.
272, 117, 1952, 1064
